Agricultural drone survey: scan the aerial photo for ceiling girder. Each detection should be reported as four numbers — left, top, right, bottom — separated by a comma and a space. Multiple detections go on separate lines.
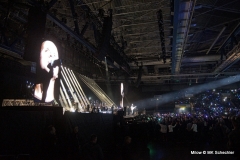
172, 0, 196, 74
171, 0, 180, 74
206, 25, 227, 55
214, 42, 240, 73
47, 13, 96, 52
69, 0, 80, 35
217, 22, 240, 53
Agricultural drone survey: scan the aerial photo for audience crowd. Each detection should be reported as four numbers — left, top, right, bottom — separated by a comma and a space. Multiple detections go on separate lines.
2, 88, 240, 159
36, 110, 240, 160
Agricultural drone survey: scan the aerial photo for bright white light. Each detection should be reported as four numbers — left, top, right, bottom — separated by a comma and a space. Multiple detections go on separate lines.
213, 89, 215, 91
121, 83, 124, 96
70, 108, 75, 112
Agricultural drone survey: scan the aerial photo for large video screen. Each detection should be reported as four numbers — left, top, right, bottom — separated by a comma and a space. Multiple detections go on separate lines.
34, 40, 60, 103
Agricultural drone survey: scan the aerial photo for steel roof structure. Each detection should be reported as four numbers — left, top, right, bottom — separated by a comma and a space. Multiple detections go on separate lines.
1, 0, 240, 92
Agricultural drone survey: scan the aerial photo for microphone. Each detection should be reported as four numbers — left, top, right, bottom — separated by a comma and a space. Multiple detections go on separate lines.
50, 59, 62, 67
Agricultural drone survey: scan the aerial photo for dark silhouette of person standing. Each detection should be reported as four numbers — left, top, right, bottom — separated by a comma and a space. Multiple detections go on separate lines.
82, 134, 104, 160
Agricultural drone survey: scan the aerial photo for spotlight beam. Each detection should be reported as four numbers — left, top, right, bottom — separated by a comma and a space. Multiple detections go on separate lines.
136, 75, 240, 108
80, 75, 108, 104
163, 75, 240, 105
60, 87, 70, 109
79, 75, 115, 106
81, 77, 110, 105
66, 68, 87, 109
82, 75, 115, 106
64, 67, 85, 110
69, 69, 90, 107
82, 75, 115, 105
61, 67, 79, 108
60, 79, 72, 108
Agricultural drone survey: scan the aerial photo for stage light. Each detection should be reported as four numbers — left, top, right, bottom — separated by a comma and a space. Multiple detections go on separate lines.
70, 108, 75, 112
69, 70, 90, 107
60, 87, 70, 109
65, 69, 82, 109
61, 67, 79, 108
60, 79, 71, 109
66, 69, 86, 111
79, 75, 115, 107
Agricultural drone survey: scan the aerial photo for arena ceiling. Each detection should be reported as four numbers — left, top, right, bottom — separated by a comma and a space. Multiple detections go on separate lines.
1, 0, 240, 89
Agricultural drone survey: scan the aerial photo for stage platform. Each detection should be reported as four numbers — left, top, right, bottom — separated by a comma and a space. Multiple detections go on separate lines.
123, 114, 138, 118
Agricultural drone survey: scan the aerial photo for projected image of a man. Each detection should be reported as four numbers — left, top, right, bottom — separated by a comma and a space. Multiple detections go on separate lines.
34, 40, 59, 103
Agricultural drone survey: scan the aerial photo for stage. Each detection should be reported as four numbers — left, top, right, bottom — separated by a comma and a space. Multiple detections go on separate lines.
123, 114, 138, 118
